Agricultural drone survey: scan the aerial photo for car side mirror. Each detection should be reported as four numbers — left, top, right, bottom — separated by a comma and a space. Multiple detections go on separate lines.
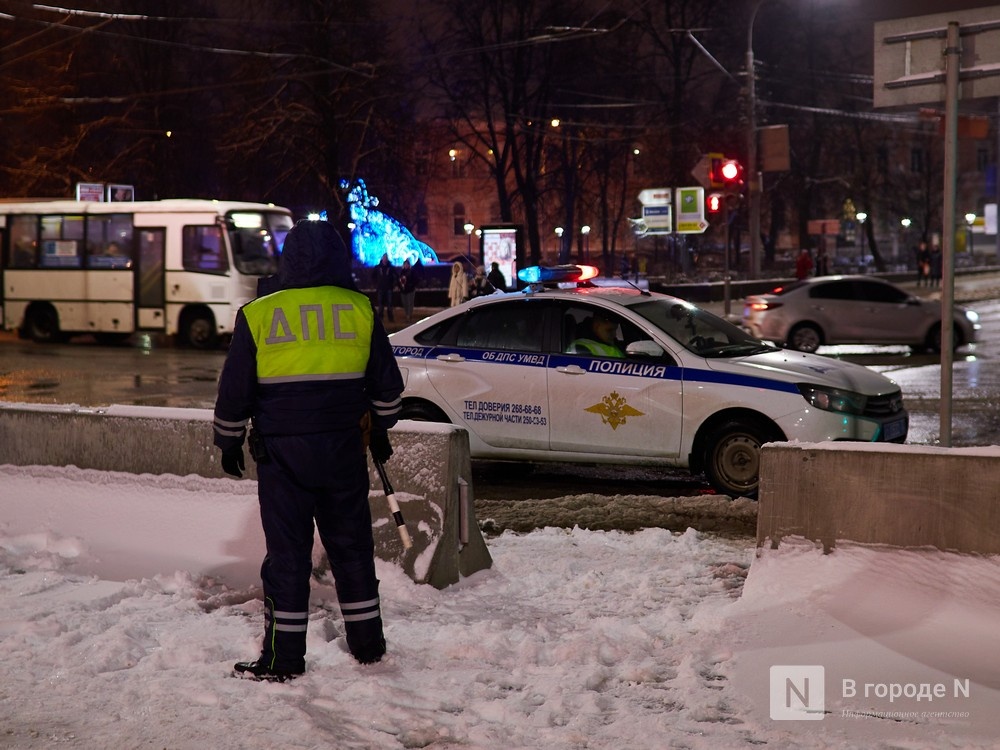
625, 340, 664, 358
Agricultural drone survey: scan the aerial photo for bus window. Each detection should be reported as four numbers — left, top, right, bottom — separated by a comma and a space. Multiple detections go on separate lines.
10, 216, 38, 268
182, 225, 228, 275
38, 214, 85, 268
86, 215, 133, 268
228, 211, 290, 275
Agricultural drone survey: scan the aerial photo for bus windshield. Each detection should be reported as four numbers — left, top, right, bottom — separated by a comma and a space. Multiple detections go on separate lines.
227, 211, 293, 276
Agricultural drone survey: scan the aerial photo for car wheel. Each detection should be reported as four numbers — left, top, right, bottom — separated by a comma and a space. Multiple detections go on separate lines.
399, 401, 449, 422
703, 419, 777, 499
924, 323, 961, 353
787, 323, 822, 353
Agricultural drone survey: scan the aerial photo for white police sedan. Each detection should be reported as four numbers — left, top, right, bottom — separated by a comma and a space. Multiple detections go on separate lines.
390, 265, 908, 498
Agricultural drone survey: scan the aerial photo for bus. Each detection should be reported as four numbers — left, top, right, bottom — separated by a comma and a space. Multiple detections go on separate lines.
0, 198, 294, 348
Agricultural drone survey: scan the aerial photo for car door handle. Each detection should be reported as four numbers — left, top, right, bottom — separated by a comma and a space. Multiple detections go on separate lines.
436, 353, 466, 362
555, 364, 587, 374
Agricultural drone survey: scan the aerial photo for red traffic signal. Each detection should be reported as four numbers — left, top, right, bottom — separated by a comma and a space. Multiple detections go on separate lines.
708, 155, 743, 189
719, 159, 742, 185
706, 193, 723, 213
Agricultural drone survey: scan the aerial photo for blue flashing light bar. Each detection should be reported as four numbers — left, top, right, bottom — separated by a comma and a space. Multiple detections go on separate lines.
517, 264, 599, 284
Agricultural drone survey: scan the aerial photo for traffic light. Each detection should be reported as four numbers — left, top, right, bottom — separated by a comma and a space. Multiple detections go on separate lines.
706, 192, 723, 214
719, 159, 743, 188
708, 154, 743, 190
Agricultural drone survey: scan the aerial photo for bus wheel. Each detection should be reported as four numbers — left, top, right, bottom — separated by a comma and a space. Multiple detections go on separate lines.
24, 306, 63, 344
180, 310, 218, 349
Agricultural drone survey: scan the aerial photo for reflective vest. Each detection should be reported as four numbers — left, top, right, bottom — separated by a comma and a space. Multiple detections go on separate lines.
572, 337, 623, 358
242, 287, 374, 384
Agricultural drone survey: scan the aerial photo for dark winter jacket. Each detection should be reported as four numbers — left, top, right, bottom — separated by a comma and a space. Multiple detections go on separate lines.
213, 220, 403, 452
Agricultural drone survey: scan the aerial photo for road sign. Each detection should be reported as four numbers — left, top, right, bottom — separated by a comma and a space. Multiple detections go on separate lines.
691, 153, 725, 190
638, 188, 671, 206
641, 204, 672, 231
874, 6, 1000, 108
675, 186, 708, 234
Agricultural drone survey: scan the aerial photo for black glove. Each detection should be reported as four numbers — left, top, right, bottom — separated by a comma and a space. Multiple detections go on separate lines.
369, 430, 393, 464
221, 447, 245, 478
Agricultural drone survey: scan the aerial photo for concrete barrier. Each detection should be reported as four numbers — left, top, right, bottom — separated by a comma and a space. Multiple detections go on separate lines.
757, 441, 1000, 555
0, 402, 492, 589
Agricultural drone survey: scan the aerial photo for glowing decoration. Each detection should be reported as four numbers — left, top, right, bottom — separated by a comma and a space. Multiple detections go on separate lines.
342, 179, 440, 267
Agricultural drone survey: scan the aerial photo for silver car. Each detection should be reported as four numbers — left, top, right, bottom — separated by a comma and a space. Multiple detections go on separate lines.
742, 275, 980, 353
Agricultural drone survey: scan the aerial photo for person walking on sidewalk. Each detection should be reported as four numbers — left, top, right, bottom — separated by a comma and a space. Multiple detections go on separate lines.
487, 261, 507, 292
372, 254, 397, 323
448, 261, 468, 307
915, 241, 931, 287
928, 244, 942, 288
213, 219, 403, 682
398, 258, 418, 323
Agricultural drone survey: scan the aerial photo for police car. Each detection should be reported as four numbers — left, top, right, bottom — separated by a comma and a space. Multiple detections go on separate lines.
390, 265, 908, 497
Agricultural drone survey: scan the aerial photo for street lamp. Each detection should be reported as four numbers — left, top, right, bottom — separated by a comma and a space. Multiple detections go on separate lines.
581, 225, 591, 261
965, 212, 976, 255
856, 211, 867, 264
900, 217, 912, 265
554, 227, 564, 263
464, 222, 474, 261
746, 0, 767, 280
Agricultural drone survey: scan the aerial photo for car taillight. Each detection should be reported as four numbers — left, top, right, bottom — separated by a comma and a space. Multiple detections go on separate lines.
748, 301, 781, 312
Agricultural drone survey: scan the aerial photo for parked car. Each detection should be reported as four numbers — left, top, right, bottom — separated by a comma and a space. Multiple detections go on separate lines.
390, 265, 908, 498
742, 275, 980, 353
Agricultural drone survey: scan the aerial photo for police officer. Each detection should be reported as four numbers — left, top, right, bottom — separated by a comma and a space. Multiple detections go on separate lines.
214, 219, 403, 682
569, 310, 624, 358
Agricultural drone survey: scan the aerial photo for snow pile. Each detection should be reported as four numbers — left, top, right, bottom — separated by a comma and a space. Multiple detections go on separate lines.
1, 465, 998, 749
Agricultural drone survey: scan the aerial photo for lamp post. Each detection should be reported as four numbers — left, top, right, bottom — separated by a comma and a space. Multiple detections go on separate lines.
856, 212, 867, 266
581, 225, 591, 262
464, 222, 474, 262
746, 0, 767, 280
554, 227, 564, 263
965, 212, 976, 256
901, 217, 911, 266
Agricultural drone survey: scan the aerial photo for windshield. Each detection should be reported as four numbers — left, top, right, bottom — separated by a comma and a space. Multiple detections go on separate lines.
226, 211, 293, 276
629, 298, 778, 358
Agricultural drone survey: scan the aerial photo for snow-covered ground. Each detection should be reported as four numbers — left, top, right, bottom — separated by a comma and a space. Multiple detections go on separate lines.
2, 464, 999, 749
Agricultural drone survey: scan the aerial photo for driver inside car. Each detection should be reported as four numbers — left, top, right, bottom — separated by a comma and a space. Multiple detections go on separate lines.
568, 311, 624, 358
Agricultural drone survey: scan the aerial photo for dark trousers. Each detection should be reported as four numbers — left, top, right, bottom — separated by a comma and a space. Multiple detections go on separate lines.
255, 431, 383, 672
376, 288, 394, 321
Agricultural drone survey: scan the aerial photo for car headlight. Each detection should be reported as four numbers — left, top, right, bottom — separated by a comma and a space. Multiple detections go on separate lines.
965, 310, 980, 324
797, 384, 867, 415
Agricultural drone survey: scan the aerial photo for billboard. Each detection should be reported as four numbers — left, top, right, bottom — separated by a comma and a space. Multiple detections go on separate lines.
480, 224, 521, 290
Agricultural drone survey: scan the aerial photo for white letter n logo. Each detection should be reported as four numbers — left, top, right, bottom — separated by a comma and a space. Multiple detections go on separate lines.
770, 666, 825, 720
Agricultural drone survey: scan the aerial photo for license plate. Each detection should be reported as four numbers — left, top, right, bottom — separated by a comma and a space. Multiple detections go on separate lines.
882, 418, 906, 441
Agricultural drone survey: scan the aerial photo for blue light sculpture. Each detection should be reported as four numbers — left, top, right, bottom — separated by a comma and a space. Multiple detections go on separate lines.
344, 179, 439, 266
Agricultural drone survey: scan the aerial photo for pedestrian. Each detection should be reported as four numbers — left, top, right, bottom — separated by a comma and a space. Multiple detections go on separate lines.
372, 254, 397, 323
469, 266, 491, 298
398, 259, 418, 323
815, 247, 829, 276
448, 261, 468, 307
916, 242, 931, 287
486, 261, 506, 292
795, 248, 814, 280
213, 219, 404, 682
929, 244, 942, 288
619, 254, 630, 278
